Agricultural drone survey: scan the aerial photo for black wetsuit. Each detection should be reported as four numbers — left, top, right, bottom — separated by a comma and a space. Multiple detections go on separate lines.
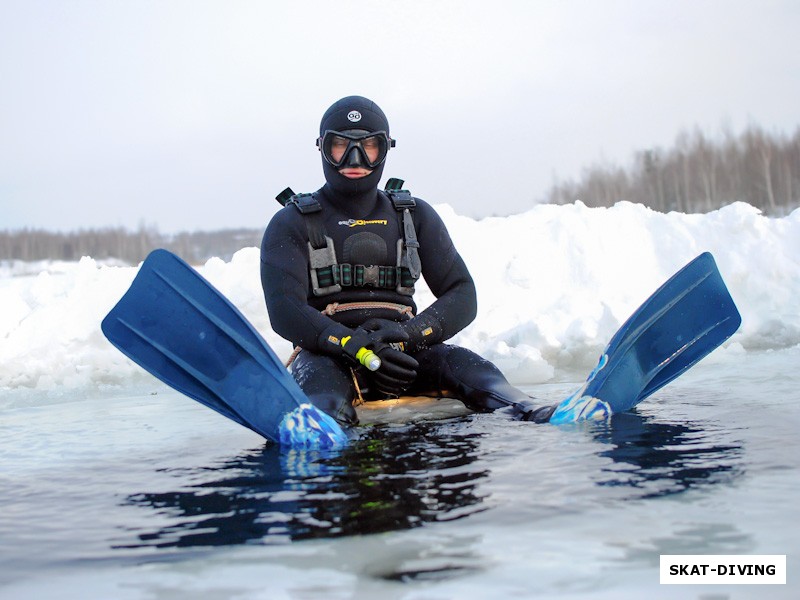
260, 182, 551, 425
260, 94, 553, 425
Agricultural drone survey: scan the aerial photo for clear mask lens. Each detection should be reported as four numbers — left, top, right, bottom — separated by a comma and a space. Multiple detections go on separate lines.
319, 130, 393, 168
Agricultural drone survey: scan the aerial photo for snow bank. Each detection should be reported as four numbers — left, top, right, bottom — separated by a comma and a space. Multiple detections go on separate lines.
2, 201, 798, 392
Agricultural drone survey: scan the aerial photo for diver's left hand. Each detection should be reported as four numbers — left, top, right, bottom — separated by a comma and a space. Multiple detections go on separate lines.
367, 343, 419, 396
352, 319, 419, 395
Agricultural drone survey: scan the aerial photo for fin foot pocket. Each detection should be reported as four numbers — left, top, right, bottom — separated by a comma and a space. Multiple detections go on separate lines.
549, 395, 612, 424
278, 403, 349, 448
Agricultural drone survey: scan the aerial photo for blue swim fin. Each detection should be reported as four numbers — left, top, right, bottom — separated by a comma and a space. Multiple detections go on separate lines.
101, 249, 348, 448
104, 250, 740, 435
550, 252, 741, 423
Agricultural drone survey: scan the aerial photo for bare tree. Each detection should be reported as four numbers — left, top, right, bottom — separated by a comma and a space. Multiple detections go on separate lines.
544, 123, 800, 215
0, 226, 263, 263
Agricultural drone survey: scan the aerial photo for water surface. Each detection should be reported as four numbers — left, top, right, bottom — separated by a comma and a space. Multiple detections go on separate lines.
1, 348, 797, 599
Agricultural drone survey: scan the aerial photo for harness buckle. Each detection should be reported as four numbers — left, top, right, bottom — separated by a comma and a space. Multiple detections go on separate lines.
309, 237, 342, 296
362, 265, 381, 287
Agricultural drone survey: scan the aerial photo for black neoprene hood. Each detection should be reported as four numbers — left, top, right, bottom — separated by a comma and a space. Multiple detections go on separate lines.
319, 96, 391, 137
318, 96, 392, 198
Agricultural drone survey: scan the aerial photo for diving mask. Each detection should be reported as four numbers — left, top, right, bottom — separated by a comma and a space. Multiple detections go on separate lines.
317, 129, 395, 169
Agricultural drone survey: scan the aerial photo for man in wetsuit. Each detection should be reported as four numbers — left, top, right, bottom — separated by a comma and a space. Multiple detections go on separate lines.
260, 96, 552, 426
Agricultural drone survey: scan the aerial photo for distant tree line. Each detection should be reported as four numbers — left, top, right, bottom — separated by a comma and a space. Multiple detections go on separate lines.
4, 123, 798, 263
544, 124, 800, 215
0, 225, 263, 264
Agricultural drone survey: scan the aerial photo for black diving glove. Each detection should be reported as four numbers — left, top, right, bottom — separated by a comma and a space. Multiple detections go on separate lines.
360, 314, 443, 354
367, 343, 419, 396
341, 322, 419, 396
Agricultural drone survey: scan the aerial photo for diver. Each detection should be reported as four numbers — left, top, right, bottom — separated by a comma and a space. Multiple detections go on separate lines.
260, 96, 554, 426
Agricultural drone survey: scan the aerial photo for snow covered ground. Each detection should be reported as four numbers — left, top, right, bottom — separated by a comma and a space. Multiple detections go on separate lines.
2, 200, 798, 395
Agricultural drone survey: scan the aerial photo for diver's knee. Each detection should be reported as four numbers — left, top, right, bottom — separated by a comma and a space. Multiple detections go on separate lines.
290, 351, 358, 426
306, 392, 358, 426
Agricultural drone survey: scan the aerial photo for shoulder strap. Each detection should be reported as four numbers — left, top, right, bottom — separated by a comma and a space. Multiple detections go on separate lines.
384, 178, 416, 209
383, 179, 421, 280
274, 187, 340, 296
275, 188, 327, 250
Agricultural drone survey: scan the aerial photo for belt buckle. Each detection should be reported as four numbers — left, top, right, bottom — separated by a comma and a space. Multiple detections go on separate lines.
363, 265, 380, 287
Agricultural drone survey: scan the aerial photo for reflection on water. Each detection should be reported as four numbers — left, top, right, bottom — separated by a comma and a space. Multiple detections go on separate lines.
116, 419, 488, 548
593, 412, 744, 498
116, 410, 744, 550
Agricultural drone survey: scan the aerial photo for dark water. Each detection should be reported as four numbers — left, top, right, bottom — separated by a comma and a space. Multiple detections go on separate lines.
593, 412, 744, 499
116, 419, 489, 547
112, 411, 743, 550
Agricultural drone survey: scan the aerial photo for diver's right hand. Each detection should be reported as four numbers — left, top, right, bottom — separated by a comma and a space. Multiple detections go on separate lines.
365, 343, 419, 396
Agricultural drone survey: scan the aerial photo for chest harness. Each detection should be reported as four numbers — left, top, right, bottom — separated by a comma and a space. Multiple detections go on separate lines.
275, 178, 422, 298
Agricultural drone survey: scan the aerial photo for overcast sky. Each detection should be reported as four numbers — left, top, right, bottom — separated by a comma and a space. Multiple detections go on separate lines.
2, 0, 798, 233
